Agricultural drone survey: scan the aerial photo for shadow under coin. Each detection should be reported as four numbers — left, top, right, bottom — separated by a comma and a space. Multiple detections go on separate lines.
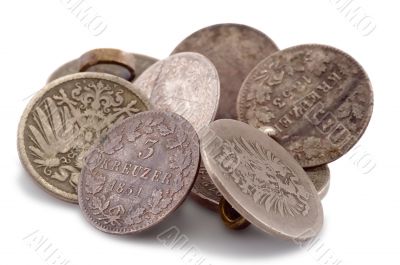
134, 198, 300, 259
18, 164, 306, 259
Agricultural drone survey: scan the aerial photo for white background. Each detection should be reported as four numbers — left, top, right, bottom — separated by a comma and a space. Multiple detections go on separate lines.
1, 0, 398, 264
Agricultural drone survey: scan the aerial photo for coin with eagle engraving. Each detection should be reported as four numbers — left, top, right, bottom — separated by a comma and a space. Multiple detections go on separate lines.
191, 161, 330, 211
78, 111, 200, 234
200, 119, 323, 240
133, 52, 220, 133
18, 73, 149, 203
48, 49, 157, 82
172, 23, 278, 120
237, 44, 373, 167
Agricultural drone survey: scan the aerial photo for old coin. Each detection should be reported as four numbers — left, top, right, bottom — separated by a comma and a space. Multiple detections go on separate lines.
172, 23, 278, 120
259, 126, 330, 200
48, 49, 157, 82
237, 44, 373, 167
306, 165, 330, 200
191, 161, 330, 212
78, 111, 200, 234
193, 126, 327, 211
133, 52, 220, 133
200, 119, 323, 240
18, 73, 149, 203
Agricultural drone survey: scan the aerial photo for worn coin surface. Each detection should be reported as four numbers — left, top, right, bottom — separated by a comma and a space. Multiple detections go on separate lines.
78, 111, 200, 234
192, 161, 330, 211
237, 44, 374, 167
48, 50, 157, 82
172, 23, 278, 120
18, 73, 149, 203
133, 52, 220, 133
200, 119, 323, 240
306, 165, 330, 200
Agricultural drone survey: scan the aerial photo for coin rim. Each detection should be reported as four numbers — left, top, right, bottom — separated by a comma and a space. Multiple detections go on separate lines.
17, 72, 150, 203
171, 23, 279, 54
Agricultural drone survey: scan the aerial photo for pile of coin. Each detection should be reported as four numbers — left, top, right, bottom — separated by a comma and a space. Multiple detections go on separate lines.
17, 23, 373, 241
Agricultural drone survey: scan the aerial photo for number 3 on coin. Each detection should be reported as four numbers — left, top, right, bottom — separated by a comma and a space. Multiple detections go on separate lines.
138, 138, 158, 159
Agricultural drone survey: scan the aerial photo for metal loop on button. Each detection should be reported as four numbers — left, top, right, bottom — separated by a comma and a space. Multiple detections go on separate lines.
78, 48, 136, 81
219, 197, 250, 230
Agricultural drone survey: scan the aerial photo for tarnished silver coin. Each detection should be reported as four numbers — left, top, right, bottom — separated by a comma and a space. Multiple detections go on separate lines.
133, 52, 220, 133
306, 165, 330, 200
48, 49, 157, 82
78, 111, 200, 234
18, 73, 149, 203
172, 23, 278, 120
200, 119, 323, 240
237, 44, 373, 167
191, 161, 330, 211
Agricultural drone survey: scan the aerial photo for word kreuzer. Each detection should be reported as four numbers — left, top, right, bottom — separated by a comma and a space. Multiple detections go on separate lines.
78, 111, 200, 234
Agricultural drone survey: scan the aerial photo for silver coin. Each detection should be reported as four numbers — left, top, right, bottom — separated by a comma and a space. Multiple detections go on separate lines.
133, 52, 220, 133
18, 73, 149, 202
200, 119, 323, 240
78, 111, 200, 234
237, 44, 374, 167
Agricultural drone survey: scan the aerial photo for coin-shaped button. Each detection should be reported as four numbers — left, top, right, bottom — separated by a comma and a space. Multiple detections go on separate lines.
200, 119, 323, 240
18, 73, 149, 203
78, 111, 200, 234
133, 52, 220, 133
48, 49, 157, 83
192, 161, 330, 211
172, 23, 278, 120
237, 44, 373, 167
